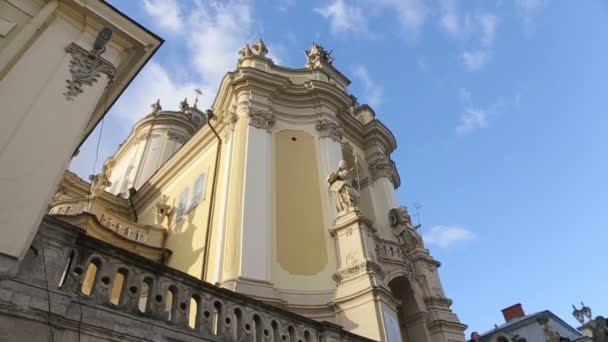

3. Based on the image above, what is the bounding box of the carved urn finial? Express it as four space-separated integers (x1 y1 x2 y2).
251 38 268 57
239 39 269 61
305 42 334 69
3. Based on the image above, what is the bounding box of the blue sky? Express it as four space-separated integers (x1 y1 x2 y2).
72 0 608 335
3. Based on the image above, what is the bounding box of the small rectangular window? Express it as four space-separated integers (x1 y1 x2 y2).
191 173 207 209
176 187 190 219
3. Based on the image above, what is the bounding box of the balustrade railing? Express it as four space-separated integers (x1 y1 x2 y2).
374 238 408 265
1 216 372 342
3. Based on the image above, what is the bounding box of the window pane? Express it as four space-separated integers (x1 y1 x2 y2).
176 187 189 218
191 173 207 207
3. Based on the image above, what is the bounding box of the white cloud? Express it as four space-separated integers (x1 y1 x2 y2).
423 226 476 248
314 0 428 39
515 0 546 31
378 0 429 39
461 49 489 71
143 0 183 31
278 0 296 12
437 1 498 71
110 62 202 124
351 65 383 107
459 87 472 102
186 0 254 89
456 107 488 134
478 14 498 47
438 0 472 38
314 0 368 35
515 0 545 17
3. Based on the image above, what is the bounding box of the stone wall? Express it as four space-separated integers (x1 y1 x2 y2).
0 216 373 342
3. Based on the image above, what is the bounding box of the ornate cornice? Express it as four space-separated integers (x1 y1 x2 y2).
64 42 116 101
248 111 276 132
315 118 343 142
424 296 453 310
368 155 401 188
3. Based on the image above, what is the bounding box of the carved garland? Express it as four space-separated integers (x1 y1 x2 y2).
63 43 116 101
315 118 343 142
248 111 276 132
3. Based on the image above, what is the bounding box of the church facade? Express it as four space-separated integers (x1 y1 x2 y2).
49 40 466 342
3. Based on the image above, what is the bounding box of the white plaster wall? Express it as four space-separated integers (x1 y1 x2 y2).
0 16 114 258
136 135 163 189
239 127 272 281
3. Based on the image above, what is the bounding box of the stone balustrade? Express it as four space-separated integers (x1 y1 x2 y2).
0 216 373 342
374 238 409 265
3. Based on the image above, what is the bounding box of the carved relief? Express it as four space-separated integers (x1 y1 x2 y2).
368 155 400 187
315 118 343 142
248 111 275 132
64 28 116 100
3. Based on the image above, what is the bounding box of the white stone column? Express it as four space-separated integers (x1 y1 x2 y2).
238 111 275 283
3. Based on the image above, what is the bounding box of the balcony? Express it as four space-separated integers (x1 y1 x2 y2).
0 216 373 342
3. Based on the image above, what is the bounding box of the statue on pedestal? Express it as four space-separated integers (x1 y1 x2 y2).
327 160 360 214
388 206 423 251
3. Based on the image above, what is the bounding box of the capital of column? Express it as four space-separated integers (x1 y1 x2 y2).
368 154 401 188
248 110 275 132
315 118 343 142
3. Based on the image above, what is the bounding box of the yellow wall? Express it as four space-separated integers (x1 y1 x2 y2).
275 130 327 275
138 142 218 278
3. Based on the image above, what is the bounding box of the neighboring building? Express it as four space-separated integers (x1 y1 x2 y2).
0 0 162 277
44 39 467 341
474 304 590 342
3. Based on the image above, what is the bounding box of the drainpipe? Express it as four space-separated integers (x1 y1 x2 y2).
201 110 221 281
128 187 138 222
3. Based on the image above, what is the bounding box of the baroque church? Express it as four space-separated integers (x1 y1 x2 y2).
49 39 466 342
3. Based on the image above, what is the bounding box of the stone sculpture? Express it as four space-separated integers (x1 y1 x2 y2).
593 316 608 342
327 160 360 214
151 99 162 115
305 42 334 68
388 206 423 251
89 159 113 196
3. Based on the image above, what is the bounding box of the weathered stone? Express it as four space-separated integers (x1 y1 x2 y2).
0 216 373 342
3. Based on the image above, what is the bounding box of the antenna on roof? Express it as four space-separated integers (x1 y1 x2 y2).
413 202 422 227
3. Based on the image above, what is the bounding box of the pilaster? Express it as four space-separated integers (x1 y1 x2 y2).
236 110 275 285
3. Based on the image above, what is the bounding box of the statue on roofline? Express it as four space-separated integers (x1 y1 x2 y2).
389 206 423 251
